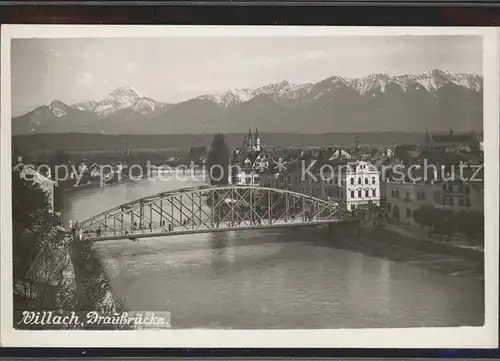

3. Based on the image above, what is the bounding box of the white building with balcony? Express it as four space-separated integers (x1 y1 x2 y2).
323 160 380 211
261 159 381 212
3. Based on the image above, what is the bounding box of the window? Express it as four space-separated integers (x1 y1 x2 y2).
391 190 395 197
350 178 354 185
358 177 362 185
372 189 376 197
358 189 362 198
351 204 356 211
406 208 411 218
365 177 369 184
466 198 471 207
372 177 376 184
387 203 392 212
350 190 355 198
365 190 369 197
395 190 400 199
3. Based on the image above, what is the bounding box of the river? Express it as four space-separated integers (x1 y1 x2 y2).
62 175 484 329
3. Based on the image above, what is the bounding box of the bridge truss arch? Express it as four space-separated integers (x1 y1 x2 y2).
75 185 349 242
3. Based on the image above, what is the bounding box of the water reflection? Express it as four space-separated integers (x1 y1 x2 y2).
210 232 229 273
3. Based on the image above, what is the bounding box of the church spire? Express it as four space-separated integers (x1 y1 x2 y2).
255 128 260 151
245 127 253 151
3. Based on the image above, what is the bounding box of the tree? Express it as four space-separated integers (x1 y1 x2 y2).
12 167 130 329
432 209 456 241
188 146 207 165
207 133 230 185
456 210 484 246
413 206 436 231
12 168 53 279
12 168 77 326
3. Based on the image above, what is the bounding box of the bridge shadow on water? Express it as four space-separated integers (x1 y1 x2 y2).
204 224 357 275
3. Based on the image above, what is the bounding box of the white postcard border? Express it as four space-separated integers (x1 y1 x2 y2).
1 25 498 348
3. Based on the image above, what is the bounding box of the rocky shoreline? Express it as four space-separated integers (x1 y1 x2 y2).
70 240 132 330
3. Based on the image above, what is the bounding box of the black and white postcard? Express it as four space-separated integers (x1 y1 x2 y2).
1 25 498 348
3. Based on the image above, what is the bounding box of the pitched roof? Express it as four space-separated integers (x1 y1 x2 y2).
428 131 478 144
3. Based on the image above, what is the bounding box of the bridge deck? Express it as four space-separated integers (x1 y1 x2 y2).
76 185 356 242
80 218 359 242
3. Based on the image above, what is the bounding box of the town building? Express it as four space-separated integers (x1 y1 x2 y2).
260 159 301 192
440 180 484 212
424 130 481 152
328 148 352 161
262 159 381 212
385 180 442 226
230 128 267 185
323 160 381 211
384 163 484 226
439 165 484 213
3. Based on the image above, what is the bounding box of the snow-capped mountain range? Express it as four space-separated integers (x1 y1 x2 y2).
71 86 167 116
198 81 315 107
12 69 483 135
198 69 482 107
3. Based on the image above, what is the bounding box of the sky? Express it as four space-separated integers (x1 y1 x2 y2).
11 36 482 116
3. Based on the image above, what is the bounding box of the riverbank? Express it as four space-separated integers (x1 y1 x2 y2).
70 240 132 329
330 226 483 281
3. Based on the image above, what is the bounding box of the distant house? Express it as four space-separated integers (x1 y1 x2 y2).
328 148 352 161
424 130 480 152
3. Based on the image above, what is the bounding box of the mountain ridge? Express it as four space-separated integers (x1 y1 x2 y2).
12 69 483 135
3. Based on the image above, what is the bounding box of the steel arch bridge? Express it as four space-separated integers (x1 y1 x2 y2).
74 185 354 242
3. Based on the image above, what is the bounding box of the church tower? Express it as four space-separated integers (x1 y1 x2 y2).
247 127 253 151
254 128 261 151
